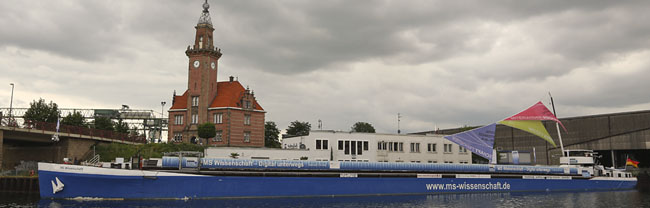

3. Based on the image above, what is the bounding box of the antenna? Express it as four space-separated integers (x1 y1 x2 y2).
397 113 402 134
318 119 322 130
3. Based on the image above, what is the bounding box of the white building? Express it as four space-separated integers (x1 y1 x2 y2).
206 130 472 164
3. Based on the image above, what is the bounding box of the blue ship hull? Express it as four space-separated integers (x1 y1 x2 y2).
38 162 636 199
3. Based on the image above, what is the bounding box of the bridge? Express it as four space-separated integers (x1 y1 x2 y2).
0 106 164 171
0 120 146 170
0 107 168 142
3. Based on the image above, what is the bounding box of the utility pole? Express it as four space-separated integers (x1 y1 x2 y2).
8 83 14 123
160 101 166 143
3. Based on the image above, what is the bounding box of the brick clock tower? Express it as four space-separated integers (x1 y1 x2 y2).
168 0 266 147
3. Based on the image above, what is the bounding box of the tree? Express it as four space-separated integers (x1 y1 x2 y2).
93 117 114 131
114 119 130 134
23 98 60 123
351 122 376 133
264 121 281 148
61 111 86 127
198 122 216 145
286 120 311 136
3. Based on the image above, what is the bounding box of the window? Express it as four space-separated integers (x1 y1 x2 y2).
174 115 184 125
444 144 453 153
214 113 222 124
357 141 363 155
351 141 357 155
410 143 420 153
245 101 251 109
428 160 437 163
191 96 199 107
377 142 382 150
363 141 368 151
338 140 344 150
389 142 394 151
398 142 403 152
244 114 251 125
244 131 251 142
199 37 203 49
316 140 322 150
444 161 453 164
173 133 182 142
191 114 198 124
428 143 437 152
382 142 387 150
459 146 468 153
344 141 350 155
213 131 222 142
323 140 328 150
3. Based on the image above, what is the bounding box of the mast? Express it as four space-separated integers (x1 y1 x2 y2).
549 92 566 157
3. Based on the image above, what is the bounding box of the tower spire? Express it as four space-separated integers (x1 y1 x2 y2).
198 0 212 27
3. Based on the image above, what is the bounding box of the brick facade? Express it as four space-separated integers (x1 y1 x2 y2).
167 3 265 147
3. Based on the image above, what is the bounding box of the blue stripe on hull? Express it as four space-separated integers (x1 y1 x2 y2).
38 170 637 199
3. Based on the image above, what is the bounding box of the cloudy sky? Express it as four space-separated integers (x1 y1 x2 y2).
2 0 650 135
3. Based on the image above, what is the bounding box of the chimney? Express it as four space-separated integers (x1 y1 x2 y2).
229 76 234 82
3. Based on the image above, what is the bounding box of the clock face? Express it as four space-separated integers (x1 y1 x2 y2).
193 60 200 68
211 62 216 69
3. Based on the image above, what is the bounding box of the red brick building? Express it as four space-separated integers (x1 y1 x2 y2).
167 1 265 147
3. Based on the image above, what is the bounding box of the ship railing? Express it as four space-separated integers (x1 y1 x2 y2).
83 154 101 166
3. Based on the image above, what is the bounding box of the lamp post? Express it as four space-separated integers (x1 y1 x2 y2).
160 101 166 143
8 83 14 123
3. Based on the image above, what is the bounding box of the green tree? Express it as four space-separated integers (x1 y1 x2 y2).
61 111 86 127
264 121 281 148
114 119 130 134
93 117 114 131
351 122 376 133
198 122 216 145
286 120 311 136
23 98 60 123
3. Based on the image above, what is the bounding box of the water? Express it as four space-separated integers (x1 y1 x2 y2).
2 191 649 208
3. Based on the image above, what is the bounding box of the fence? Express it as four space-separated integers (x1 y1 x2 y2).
1 119 146 144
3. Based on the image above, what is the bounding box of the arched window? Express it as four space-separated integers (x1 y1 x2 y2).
199 37 203 49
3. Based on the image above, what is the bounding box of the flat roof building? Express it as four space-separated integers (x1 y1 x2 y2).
206 130 472 164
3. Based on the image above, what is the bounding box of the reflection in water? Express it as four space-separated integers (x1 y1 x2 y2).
21 191 650 208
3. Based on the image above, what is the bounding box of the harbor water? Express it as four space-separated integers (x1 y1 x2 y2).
2 190 649 208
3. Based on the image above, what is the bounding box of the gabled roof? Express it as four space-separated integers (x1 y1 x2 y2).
210 81 264 111
170 90 189 110
169 81 264 111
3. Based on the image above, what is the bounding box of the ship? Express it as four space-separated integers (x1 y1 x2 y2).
37 149 636 199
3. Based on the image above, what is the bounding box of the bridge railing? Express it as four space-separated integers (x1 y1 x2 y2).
5 120 146 144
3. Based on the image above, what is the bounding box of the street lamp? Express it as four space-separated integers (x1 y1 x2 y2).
160 101 166 143
9 83 14 123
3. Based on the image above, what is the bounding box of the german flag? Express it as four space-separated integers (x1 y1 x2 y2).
626 158 640 168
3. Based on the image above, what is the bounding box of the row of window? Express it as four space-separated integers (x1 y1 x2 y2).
379 142 468 154
337 140 370 155
172 113 251 125
377 141 404 152
172 131 251 143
